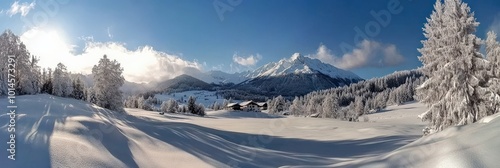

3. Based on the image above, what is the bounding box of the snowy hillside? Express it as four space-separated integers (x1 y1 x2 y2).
246 53 362 80
2 95 498 167
313 113 500 168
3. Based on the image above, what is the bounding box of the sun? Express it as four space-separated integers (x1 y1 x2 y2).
20 27 76 69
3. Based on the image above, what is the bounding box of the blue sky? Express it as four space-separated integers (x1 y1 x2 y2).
1 0 500 82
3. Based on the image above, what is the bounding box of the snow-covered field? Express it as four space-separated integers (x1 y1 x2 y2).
0 95 498 168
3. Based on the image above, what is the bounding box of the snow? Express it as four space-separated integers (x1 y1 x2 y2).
246 53 362 80
1 95 498 167
479 112 500 123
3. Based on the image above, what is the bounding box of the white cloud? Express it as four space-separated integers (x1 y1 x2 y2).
21 28 202 83
310 40 404 69
5 1 36 17
232 53 262 66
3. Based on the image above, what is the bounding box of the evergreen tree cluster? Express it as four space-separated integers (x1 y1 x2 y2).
0 30 125 112
287 70 424 121
0 30 41 95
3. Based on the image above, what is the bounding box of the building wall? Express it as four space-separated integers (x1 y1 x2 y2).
244 105 260 112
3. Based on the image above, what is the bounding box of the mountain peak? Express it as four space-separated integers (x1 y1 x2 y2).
246 53 362 80
290 53 304 61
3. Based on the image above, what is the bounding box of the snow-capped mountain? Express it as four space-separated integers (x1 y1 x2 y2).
153 53 362 97
234 53 363 96
245 53 362 80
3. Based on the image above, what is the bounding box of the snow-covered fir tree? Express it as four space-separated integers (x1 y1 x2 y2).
354 97 365 117
86 87 96 103
212 101 222 111
160 100 169 113
269 95 286 114
487 31 500 76
41 68 54 94
321 95 338 118
417 0 499 134
0 30 40 95
188 96 196 114
52 63 73 97
485 31 500 115
92 55 125 111
289 97 304 116
167 99 179 113
222 99 230 109
71 77 85 100
195 103 206 116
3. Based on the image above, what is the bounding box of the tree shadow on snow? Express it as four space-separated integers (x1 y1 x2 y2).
0 95 93 168
120 114 420 168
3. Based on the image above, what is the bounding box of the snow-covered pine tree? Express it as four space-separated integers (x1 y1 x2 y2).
160 101 169 113
269 95 285 114
71 77 85 100
86 87 96 104
29 55 41 94
290 96 304 116
321 95 338 118
222 99 230 109
0 30 41 95
485 31 500 115
188 96 196 114
167 99 178 113
196 103 206 116
486 31 500 78
213 101 221 111
52 63 73 97
92 55 125 111
418 0 493 134
137 96 146 109
354 97 365 117
42 68 54 94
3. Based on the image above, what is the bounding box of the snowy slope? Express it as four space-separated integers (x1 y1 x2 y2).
246 53 362 80
322 112 500 168
2 95 497 168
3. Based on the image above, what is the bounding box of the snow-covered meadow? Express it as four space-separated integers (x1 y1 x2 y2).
2 94 497 167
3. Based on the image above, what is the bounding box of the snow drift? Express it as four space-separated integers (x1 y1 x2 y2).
313 113 500 168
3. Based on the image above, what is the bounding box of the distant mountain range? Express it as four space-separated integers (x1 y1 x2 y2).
152 53 363 97
75 53 362 97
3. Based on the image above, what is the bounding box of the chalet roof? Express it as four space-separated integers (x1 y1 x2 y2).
257 102 267 107
227 103 240 107
240 101 258 106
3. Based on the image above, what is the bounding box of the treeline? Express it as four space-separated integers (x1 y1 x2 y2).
0 30 126 112
267 70 425 121
216 89 269 102
123 94 206 116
